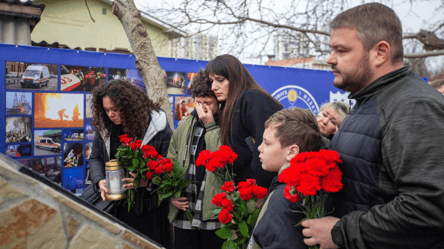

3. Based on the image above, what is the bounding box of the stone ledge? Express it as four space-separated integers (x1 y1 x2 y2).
66 214 80 241
45 188 122 235
69 225 117 249
0 176 27 206
122 230 162 249
0 199 60 248
26 212 66 248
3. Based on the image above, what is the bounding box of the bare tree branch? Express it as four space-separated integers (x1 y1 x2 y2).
405 49 444 58
144 0 444 78
85 0 95 23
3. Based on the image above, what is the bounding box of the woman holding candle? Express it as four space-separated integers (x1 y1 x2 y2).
205 54 282 189
89 79 172 247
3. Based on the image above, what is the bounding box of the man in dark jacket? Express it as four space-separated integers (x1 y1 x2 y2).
301 3 444 249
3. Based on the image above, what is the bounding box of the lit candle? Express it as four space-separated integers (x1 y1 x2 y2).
109 177 120 194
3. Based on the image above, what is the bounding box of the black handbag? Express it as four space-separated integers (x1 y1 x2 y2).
80 184 115 213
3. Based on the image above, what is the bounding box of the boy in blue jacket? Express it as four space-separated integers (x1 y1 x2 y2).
248 108 324 249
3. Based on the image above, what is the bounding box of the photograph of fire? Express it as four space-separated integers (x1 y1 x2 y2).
34 93 84 128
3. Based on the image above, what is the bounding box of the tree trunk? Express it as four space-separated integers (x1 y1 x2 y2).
112 0 173 130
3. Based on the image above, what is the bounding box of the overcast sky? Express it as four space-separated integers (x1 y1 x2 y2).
134 0 443 64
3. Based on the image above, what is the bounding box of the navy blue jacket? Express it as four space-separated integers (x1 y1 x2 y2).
251 176 307 249
326 67 444 249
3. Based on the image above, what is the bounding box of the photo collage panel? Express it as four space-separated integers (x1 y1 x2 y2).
3 60 199 190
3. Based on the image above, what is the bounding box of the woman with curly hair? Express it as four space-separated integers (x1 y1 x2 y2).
89 79 172 247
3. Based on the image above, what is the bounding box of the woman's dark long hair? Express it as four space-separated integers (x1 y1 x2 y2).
91 79 160 140
205 54 282 145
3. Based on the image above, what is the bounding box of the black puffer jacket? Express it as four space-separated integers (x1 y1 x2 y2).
326 67 444 249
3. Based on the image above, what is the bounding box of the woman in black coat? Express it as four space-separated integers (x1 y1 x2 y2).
89 79 172 247
205 54 283 189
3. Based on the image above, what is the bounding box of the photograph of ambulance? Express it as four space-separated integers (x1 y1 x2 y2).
6 62 58 91
34 129 62 155
20 64 50 88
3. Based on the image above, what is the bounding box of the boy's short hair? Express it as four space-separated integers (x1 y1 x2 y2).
190 69 216 98
265 108 321 152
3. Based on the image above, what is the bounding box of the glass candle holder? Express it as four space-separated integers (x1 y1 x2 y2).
105 159 125 201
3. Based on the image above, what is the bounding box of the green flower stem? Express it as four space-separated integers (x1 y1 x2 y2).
303 191 327 249
185 209 195 231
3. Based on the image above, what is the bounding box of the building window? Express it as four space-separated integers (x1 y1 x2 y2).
102 8 106 14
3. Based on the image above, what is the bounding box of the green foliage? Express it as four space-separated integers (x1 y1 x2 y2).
238 221 249 237
246 209 260 227
222 240 240 249
215 192 263 249
154 159 190 204
215 227 232 239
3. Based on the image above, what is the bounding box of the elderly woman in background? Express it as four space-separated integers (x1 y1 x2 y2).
317 101 350 140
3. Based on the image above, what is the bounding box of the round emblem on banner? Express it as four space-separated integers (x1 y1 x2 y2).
272 85 319 114
288 90 298 105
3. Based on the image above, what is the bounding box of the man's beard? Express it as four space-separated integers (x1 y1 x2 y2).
333 52 373 93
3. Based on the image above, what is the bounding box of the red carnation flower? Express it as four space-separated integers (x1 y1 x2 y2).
146 170 154 180
130 140 142 151
218 208 233 224
196 150 211 166
239 187 253 201
284 185 301 202
162 161 174 172
221 198 234 212
154 166 163 175
237 181 252 189
143 151 158 159
291 152 308 163
253 186 268 199
319 150 342 163
296 174 321 196
211 192 227 206
159 157 172 165
119 134 128 141
120 135 133 146
147 160 159 170
247 179 257 186
278 166 303 186
220 146 238 165
320 166 343 193
221 181 235 193
306 158 329 176
142 145 158 159
141 144 152 153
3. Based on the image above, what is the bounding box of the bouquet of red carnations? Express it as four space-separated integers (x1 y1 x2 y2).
196 146 267 249
147 154 193 224
116 134 190 213
278 149 343 249
195 145 237 184
212 179 267 249
116 134 159 211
